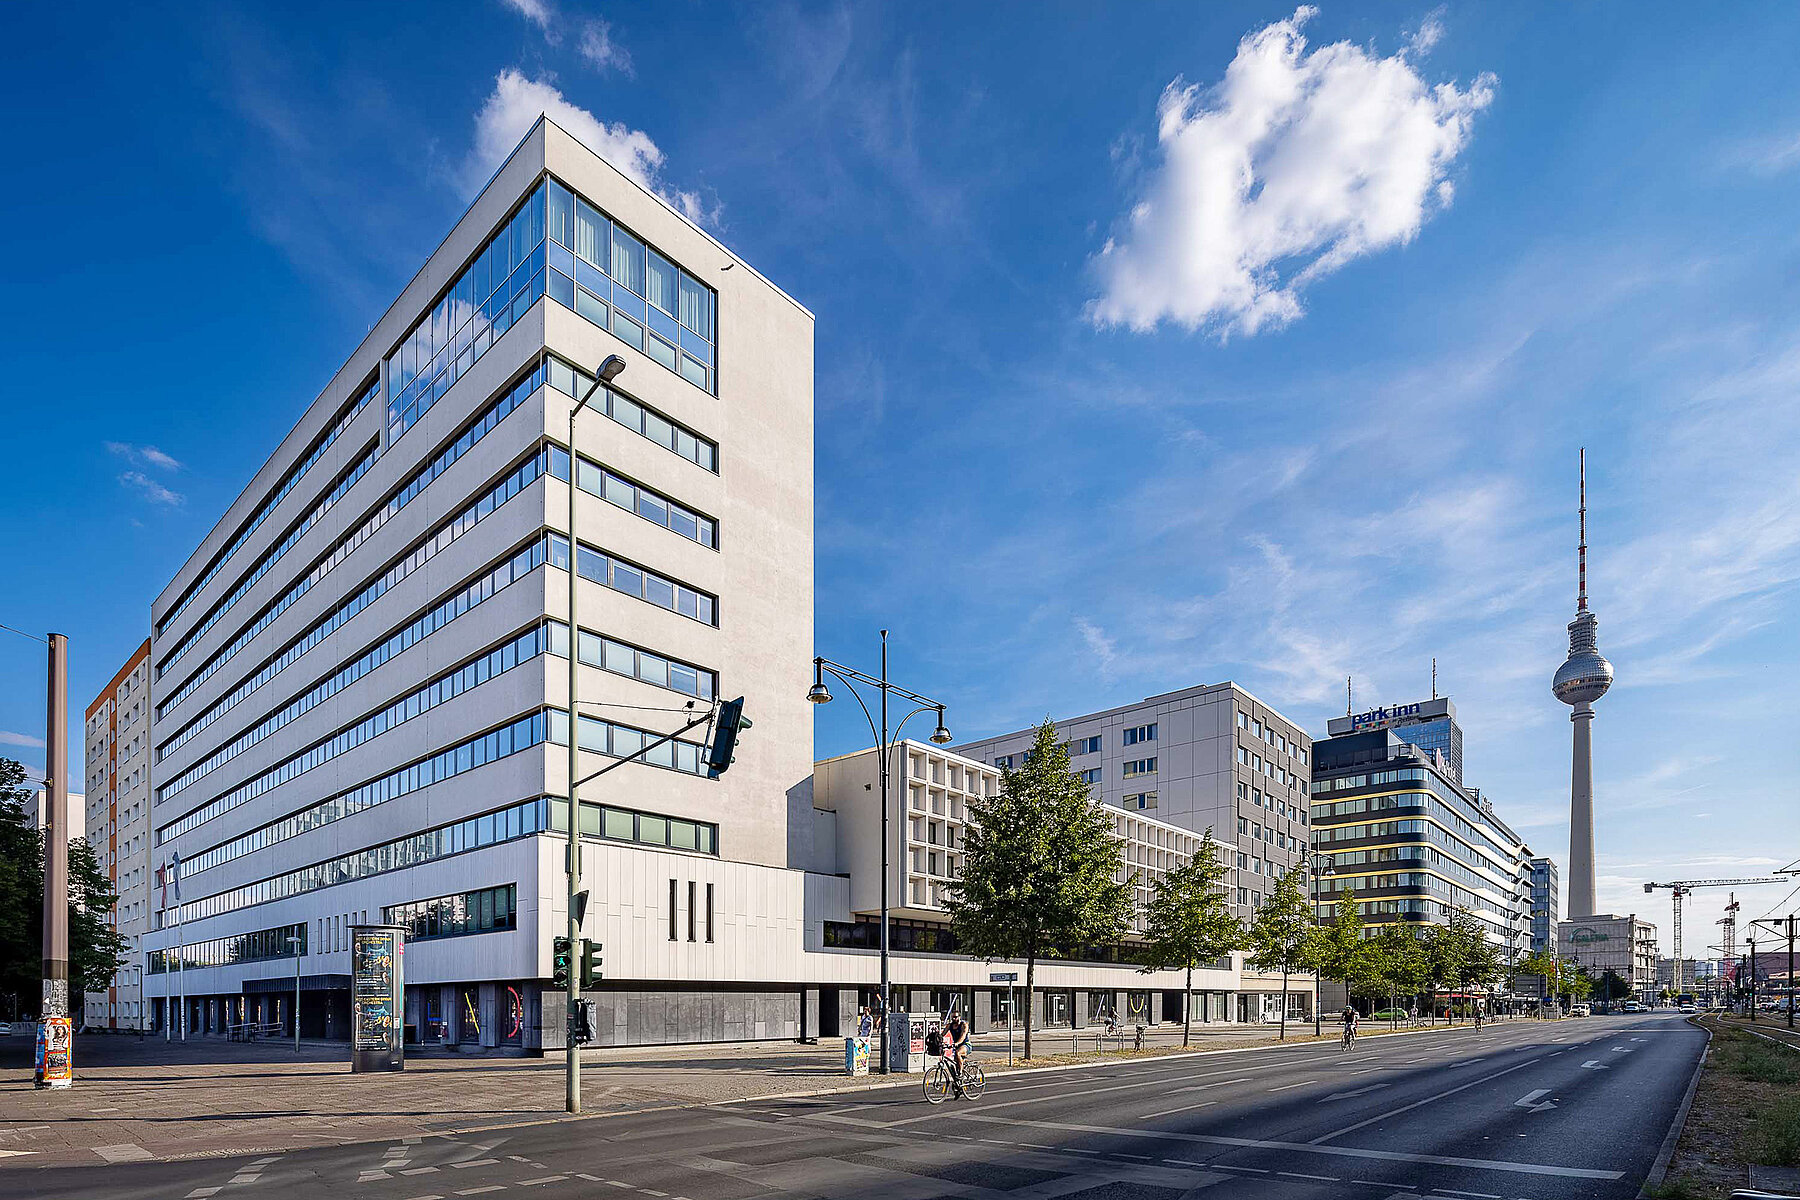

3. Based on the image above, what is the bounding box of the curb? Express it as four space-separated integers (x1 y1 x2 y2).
1637 1016 1713 1199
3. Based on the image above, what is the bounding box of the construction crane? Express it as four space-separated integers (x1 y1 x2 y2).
1645 871 1796 996
1718 894 1740 963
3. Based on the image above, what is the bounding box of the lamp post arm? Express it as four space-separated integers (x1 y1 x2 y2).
889 703 944 750
817 662 883 750
815 657 944 713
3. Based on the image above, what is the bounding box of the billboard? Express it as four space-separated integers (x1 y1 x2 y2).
350 925 405 1073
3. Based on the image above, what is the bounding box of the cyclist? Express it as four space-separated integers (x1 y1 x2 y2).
944 1007 972 1096
1340 1004 1358 1049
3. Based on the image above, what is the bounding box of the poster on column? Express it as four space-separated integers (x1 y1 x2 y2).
350 925 405 1072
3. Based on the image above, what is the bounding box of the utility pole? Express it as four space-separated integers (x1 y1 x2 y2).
38 633 71 1089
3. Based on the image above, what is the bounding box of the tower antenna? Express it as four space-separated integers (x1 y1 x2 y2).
1431 657 1438 700
1346 676 1352 717
1577 448 1588 613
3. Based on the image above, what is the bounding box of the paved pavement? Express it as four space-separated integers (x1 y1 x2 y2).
0 1011 1704 1199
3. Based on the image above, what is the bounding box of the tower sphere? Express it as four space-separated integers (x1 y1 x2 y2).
1554 611 1612 705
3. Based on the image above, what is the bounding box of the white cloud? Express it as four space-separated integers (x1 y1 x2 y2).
579 20 633 74
464 70 708 224
105 442 183 472
0 730 45 749
1089 6 1494 337
499 0 555 35
120 470 184 507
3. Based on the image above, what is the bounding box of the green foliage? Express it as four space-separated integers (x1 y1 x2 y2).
0 758 127 1019
1371 923 1429 999
946 720 1133 1057
1244 867 1313 1038
1598 969 1633 1001
1749 1096 1800 1168
1308 890 1372 994
1137 829 1242 1046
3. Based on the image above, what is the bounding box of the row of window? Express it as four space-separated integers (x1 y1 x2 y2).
1236 709 1306 763
148 922 307 975
164 796 554 926
1314 787 1518 872
1312 767 1428 795
576 801 718 856
159 531 549 776
159 439 379 678
161 624 551 840
666 879 716 943
574 454 716 549
566 625 715 700
175 706 555 873
158 365 550 726
387 885 517 944
1238 781 1308 825
159 380 376 638
544 356 717 473
160 442 554 722
1236 744 1302 789
569 709 712 777
565 534 717 626
1122 757 1157 778
1123 791 1158 811
1069 736 1102 756
1123 723 1157 746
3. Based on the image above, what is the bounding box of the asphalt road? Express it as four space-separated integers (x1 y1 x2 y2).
5 1012 1706 1200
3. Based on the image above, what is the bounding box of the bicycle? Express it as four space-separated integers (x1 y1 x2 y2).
1341 1022 1357 1050
924 1055 987 1103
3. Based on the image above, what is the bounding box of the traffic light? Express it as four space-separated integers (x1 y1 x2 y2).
580 939 604 989
569 1000 594 1045
552 936 573 989
706 697 752 778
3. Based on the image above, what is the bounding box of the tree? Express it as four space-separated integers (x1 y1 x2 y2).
0 758 126 1021
1306 889 1369 1035
945 721 1134 1059
1598 969 1632 1002
1138 828 1243 1046
1375 924 1431 1026
1516 948 1561 1015
1244 867 1313 1040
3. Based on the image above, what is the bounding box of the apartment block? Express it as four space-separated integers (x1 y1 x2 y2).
82 639 152 1031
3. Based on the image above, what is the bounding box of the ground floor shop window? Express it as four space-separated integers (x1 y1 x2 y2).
500 985 526 1045
460 985 481 1043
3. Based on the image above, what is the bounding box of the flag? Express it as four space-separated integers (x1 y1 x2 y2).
169 852 181 902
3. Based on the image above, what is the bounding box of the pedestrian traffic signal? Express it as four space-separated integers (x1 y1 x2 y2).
552 936 573 988
706 697 751 778
580 939 604 989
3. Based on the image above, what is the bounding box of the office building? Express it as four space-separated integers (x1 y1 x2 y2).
82 639 153 1030
954 684 1314 925
1308 715 1530 956
1326 696 1463 784
1529 856 1559 957
143 117 815 1048
1558 914 1658 1002
809 740 1259 1028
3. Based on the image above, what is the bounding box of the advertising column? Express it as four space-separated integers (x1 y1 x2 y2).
350 925 405 1073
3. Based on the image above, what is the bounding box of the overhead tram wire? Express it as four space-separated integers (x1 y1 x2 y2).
0 621 48 643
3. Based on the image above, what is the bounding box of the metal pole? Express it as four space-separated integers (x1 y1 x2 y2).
1749 935 1757 1021
294 940 302 1053
1788 916 1795 1031
40 633 70 1087
1008 985 1014 1066
566 390 585 1114
878 630 890 1074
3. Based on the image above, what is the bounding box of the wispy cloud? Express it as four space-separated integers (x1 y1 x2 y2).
498 0 555 37
1089 6 1494 337
463 70 710 223
105 442 183 472
119 470 184 507
0 730 45 749
579 20 632 74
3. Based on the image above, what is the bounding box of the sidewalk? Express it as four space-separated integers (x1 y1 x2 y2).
0 1015 1514 1168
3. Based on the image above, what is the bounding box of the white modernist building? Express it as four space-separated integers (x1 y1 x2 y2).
82 639 152 1031
1558 913 1659 1003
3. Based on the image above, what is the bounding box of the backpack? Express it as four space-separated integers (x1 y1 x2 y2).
925 1029 944 1056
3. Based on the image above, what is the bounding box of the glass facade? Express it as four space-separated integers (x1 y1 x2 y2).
387 885 517 943
386 177 717 440
149 922 306 974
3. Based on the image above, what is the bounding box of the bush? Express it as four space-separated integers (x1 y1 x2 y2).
1715 1034 1800 1088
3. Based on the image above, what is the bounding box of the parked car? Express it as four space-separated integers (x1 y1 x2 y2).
1369 1009 1409 1022
1569 1004 1591 1017
0 1022 11 1036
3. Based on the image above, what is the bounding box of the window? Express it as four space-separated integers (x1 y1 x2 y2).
994 755 1015 769
669 879 678 941
1124 791 1158 811
573 456 717 548
386 885 516 943
570 538 716 626
706 882 715 943
1071 735 1102 755
1238 817 1249 835
688 880 697 943
1122 757 1157 778
572 628 715 699
1080 768 1103 785
545 357 717 472
1237 711 1249 729
1123 723 1157 746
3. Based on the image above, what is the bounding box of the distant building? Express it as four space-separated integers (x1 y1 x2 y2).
1559 914 1657 1001
1656 957 1700 992
1529 857 1560 956
1325 696 1463 784
23 788 86 843
83 639 153 1031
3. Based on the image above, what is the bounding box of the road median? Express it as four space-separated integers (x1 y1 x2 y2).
1645 1015 1800 1199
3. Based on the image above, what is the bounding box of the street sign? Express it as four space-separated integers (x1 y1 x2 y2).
989 972 1019 982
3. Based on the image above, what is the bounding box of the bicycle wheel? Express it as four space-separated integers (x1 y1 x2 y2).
924 1063 952 1104
961 1062 986 1100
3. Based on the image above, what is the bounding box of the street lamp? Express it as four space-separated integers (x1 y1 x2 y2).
808 631 951 1073
285 935 302 1054
1308 853 1336 1038
565 353 627 1115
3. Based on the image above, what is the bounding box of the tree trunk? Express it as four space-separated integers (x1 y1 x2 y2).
1278 964 1289 1040
1390 982 1397 1029
1024 955 1036 1060
1184 965 1193 1047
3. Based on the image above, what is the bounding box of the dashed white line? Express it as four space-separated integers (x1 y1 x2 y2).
1268 1079 1319 1092
1281 1171 1340 1182
1139 1100 1217 1120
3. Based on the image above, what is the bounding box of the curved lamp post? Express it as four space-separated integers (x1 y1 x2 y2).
808 630 951 1073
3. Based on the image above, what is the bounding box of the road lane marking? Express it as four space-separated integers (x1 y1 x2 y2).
1173 1077 1250 1093
1579 1060 1610 1070
952 1112 1625 1180
515 1179 567 1188
1433 1190 1500 1198
1268 1079 1319 1092
1513 1090 1556 1113
1309 1057 1545 1144
1319 1084 1391 1102
452 1159 500 1169
1281 1171 1339 1181
1139 1100 1217 1119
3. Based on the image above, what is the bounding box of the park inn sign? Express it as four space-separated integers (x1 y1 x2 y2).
1349 703 1424 731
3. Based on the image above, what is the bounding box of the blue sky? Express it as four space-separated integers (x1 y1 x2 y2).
3 2 1797 948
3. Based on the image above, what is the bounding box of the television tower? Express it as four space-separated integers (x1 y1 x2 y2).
1553 449 1613 919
